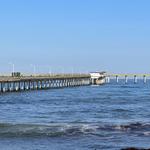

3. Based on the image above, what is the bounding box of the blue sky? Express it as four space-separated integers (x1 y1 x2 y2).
0 0 150 74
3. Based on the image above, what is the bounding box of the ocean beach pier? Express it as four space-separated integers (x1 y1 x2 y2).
0 72 149 93
0 71 107 93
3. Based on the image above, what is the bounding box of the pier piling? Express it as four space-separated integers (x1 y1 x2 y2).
116 75 119 83
134 75 137 84
143 75 147 84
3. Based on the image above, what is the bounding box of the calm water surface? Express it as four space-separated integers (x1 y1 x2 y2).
0 79 150 150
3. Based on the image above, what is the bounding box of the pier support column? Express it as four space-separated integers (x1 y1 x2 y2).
9 82 13 92
7 82 10 92
43 81 46 89
51 80 54 88
143 75 147 84
116 75 119 83
0 82 2 92
134 75 137 84
60 80 62 88
49 80 52 88
13 82 17 91
1 82 5 92
13 82 16 91
105 77 110 83
33 81 35 89
26 81 29 90
3 82 6 92
28 81 31 90
36 81 39 89
73 79 75 86
40 81 43 89
29 81 32 90
125 75 128 84
59 80 61 88
63 80 65 87
56 80 59 88
48 80 50 88
18 82 21 91
23 81 26 90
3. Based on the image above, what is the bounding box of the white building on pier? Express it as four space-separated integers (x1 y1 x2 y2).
90 72 106 85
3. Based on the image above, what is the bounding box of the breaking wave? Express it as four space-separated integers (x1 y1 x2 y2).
0 122 150 137
0 123 99 137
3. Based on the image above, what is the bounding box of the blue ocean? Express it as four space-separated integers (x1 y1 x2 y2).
0 79 150 150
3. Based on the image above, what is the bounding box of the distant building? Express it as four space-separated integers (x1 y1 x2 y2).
90 72 106 85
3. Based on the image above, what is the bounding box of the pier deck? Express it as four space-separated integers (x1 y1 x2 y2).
0 74 90 82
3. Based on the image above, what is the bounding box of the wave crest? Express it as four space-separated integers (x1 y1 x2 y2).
0 123 99 137
0 122 150 137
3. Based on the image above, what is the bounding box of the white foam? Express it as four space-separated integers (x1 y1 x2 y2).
143 131 150 136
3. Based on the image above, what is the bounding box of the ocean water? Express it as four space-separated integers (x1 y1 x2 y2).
0 79 150 150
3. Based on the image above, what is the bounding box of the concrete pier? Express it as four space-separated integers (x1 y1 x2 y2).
0 74 91 93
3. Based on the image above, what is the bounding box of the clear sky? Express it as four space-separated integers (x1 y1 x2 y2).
0 0 150 74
